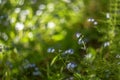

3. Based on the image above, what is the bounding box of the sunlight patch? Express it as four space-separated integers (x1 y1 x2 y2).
15 22 24 31
47 22 55 29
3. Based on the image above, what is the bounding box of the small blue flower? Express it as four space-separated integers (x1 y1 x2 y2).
47 48 55 53
67 62 77 70
64 49 74 55
33 71 41 76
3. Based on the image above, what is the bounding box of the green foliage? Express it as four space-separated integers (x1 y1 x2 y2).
0 0 120 80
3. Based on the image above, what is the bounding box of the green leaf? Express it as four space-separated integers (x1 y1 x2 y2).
50 55 59 66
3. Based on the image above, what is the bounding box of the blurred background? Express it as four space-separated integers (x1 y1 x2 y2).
0 0 119 80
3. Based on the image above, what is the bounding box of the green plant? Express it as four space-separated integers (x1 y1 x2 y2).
0 0 120 80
